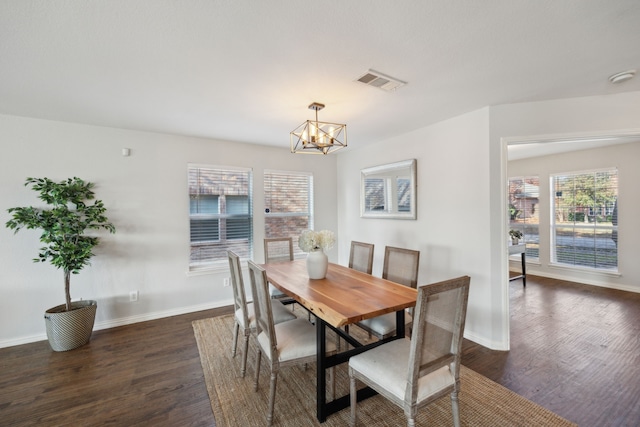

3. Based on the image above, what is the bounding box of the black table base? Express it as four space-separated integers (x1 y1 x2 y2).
315 310 405 422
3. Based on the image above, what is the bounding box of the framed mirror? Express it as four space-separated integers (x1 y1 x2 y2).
360 159 416 219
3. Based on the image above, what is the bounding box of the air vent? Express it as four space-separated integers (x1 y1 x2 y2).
356 69 406 92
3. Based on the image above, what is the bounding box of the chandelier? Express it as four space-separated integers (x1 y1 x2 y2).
290 102 347 155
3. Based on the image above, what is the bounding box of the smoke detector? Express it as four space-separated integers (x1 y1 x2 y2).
356 69 407 92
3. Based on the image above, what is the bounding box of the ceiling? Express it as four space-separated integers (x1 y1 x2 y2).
1 1 639 152
507 134 640 160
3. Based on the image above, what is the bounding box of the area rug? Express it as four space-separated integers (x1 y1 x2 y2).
193 315 576 426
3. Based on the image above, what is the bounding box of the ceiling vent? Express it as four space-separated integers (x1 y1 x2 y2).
356 69 407 92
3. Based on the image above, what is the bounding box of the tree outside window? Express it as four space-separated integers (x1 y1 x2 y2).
551 168 618 270
508 176 540 260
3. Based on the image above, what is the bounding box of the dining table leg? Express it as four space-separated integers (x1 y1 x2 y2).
316 317 327 422
314 311 406 422
396 309 405 338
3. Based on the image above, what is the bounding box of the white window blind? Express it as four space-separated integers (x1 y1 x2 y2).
264 170 313 257
188 164 253 268
551 168 618 271
508 176 540 261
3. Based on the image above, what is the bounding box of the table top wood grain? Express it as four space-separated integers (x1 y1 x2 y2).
261 260 418 328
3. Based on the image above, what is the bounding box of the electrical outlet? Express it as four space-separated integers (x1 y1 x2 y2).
129 290 139 302
223 277 230 287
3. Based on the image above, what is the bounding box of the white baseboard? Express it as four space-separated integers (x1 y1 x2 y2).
0 298 233 349
464 329 509 352
527 269 639 294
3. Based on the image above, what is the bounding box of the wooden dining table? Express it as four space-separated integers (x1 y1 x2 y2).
260 259 418 422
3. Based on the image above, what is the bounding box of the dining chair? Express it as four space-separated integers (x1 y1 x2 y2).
349 241 374 274
343 241 375 340
349 275 471 427
356 246 420 339
247 260 336 426
264 237 296 303
228 251 296 377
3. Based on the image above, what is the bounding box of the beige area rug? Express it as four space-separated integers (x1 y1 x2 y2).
193 315 576 427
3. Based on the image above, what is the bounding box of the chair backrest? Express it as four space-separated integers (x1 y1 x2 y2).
228 250 249 326
382 246 420 288
247 260 278 362
406 276 471 403
349 241 374 274
264 237 294 263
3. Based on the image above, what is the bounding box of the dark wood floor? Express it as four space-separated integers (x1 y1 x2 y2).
463 275 640 427
1 275 639 426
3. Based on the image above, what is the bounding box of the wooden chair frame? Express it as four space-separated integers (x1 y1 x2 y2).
349 276 471 427
228 250 295 377
264 237 297 305
264 237 294 263
357 246 420 339
348 241 375 274
248 260 335 426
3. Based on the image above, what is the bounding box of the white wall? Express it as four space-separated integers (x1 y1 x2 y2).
338 90 640 351
0 114 338 347
3 91 638 350
508 141 640 291
337 108 498 348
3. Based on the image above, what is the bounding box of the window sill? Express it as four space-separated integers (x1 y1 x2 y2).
548 262 621 277
187 263 229 276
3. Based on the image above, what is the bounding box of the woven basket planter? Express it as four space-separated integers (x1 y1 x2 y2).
44 300 97 352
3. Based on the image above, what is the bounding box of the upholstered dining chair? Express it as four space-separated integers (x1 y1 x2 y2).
356 246 420 339
264 237 296 303
349 241 375 274
343 241 375 341
349 276 471 427
228 251 296 377
247 260 336 426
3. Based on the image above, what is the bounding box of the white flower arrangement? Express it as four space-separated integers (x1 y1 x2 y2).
298 229 335 252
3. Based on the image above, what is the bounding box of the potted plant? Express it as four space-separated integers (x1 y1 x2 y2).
5 177 115 351
509 229 523 245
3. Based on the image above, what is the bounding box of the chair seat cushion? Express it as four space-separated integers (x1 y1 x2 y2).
236 300 296 329
257 319 336 362
349 339 454 402
358 311 413 336
269 284 286 297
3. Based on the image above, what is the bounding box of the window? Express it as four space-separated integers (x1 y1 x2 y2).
551 168 618 271
508 176 540 261
264 170 313 257
188 164 252 269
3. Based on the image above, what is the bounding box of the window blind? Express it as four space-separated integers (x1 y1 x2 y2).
264 170 313 257
551 168 618 271
508 176 540 261
188 165 253 268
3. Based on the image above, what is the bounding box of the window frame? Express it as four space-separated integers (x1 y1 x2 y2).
550 167 618 272
264 169 314 258
508 176 540 262
188 164 253 271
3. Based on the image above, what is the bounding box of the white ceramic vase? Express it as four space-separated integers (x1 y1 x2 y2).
306 249 328 279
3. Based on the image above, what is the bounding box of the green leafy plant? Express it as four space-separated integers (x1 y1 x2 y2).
509 204 520 220
509 229 523 240
6 177 115 311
